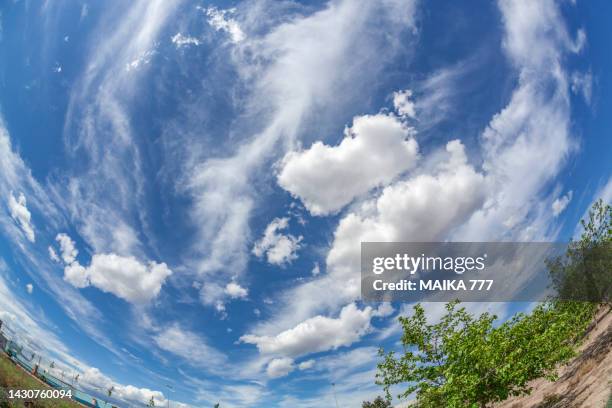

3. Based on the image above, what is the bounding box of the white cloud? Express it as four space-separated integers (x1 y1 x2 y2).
324 139 485 297
202 6 245 43
241 303 389 358
252 217 302 266
125 49 156 72
311 263 320 276
455 0 579 241
552 190 573 216
278 113 418 215
571 70 593 104
298 359 314 370
266 357 294 378
73 366 181 408
171 32 201 48
56 233 78 264
61 247 172 304
393 89 416 118
63 261 89 288
59 0 183 262
224 282 248 299
153 324 227 369
48 246 60 263
8 192 35 242
25 283 33 294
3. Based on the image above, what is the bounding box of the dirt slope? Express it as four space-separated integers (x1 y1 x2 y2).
496 307 612 408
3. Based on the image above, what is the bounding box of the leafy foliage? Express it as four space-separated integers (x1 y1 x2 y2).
375 201 610 407
362 396 392 408
547 199 611 303
376 300 594 407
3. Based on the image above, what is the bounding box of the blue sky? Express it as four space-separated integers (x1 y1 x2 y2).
0 0 610 407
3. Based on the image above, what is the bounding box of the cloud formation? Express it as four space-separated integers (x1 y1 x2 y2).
55 233 172 304
252 217 302 266
266 357 294 378
171 33 201 48
278 113 418 215
8 192 35 242
225 282 248 299
153 324 227 370
202 6 245 43
552 191 573 217
241 303 390 358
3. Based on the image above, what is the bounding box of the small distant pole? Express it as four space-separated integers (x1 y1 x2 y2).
165 384 174 408
331 382 339 408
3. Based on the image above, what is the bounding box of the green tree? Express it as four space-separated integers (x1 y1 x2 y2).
375 201 610 407
362 396 392 407
377 300 594 408
547 199 611 304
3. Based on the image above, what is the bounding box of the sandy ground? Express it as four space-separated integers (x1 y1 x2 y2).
496 307 612 408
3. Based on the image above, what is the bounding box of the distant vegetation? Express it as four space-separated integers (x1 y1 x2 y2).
362 396 391 407
374 200 610 408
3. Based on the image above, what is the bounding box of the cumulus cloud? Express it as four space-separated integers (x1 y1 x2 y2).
252 218 302 266
327 140 485 286
266 357 294 378
224 282 248 299
66 253 171 303
8 192 35 242
552 191 573 216
249 140 485 340
76 366 170 408
393 89 416 118
63 261 89 288
201 6 245 43
278 113 418 215
241 303 389 358
54 233 171 303
56 233 78 264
